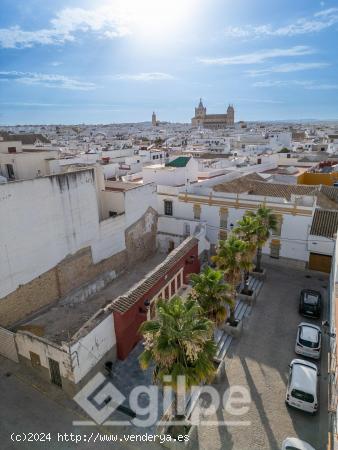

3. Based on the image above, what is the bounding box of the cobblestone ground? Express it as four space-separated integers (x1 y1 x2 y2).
196 264 329 450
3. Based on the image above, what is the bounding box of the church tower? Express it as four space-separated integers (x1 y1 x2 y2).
195 98 207 119
226 105 234 125
152 111 157 126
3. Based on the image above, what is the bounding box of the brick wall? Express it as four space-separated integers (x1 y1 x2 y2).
0 208 158 328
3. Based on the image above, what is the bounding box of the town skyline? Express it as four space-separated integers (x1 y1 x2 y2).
1 0 338 124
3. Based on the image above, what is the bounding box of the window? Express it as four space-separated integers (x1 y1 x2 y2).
164 200 173 216
291 389 314 404
177 273 182 289
193 204 201 220
168 240 175 253
171 279 176 295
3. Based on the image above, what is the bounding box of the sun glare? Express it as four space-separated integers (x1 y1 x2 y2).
116 0 196 41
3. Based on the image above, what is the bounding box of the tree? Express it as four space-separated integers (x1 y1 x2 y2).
189 266 232 326
278 147 290 153
139 296 216 418
247 205 278 273
233 215 258 293
211 236 249 325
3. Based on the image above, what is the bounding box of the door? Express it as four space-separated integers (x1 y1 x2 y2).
6 164 15 180
309 253 332 273
48 358 62 388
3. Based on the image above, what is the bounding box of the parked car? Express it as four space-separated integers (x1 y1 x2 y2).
282 437 316 450
286 359 319 413
299 289 322 319
295 323 321 360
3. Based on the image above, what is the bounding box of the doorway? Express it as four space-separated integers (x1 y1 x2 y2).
48 358 62 388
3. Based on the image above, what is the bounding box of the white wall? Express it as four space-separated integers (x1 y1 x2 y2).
16 332 72 380
0 140 22 153
70 314 116 383
124 183 157 227
0 150 58 180
0 170 100 299
308 236 335 256
156 188 313 262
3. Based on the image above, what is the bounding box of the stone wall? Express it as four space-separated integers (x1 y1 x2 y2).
0 207 158 328
125 207 158 263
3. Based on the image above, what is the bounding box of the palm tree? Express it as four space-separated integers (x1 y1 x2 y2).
247 205 278 273
189 266 232 327
139 296 216 419
211 236 249 325
233 215 258 293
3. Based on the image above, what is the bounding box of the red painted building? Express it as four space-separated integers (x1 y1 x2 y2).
111 237 200 360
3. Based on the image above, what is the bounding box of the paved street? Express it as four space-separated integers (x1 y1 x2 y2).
0 264 329 450
197 264 329 450
0 357 162 450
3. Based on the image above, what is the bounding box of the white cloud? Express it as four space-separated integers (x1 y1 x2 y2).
112 72 175 81
198 46 314 65
247 62 329 76
0 71 96 90
253 79 338 90
0 5 130 49
224 8 338 38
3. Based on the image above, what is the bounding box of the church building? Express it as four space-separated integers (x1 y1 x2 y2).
191 99 235 129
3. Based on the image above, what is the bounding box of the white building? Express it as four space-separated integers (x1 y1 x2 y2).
143 156 199 187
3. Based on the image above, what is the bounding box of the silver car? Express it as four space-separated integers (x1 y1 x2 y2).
295 323 321 360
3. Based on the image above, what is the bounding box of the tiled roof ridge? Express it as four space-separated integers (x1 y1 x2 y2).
109 236 198 314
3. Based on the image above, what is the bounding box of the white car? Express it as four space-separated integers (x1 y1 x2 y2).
282 437 316 450
286 359 319 413
295 323 321 360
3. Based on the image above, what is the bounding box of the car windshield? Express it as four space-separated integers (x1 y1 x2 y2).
299 327 320 348
285 447 302 450
291 389 314 403
304 293 319 305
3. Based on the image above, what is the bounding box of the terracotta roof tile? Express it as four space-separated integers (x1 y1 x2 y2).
110 236 198 314
310 209 338 238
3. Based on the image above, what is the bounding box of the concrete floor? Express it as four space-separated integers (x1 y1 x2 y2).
197 264 329 450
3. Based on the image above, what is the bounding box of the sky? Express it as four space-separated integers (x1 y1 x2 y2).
0 0 338 124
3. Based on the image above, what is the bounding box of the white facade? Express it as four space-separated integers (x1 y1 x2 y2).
143 158 199 187
156 185 315 262
0 169 157 299
0 150 59 180
70 314 116 383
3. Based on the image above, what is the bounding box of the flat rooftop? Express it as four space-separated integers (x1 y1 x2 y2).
104 181 143 191
16 252 165 344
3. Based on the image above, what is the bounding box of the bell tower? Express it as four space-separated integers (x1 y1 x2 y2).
195 98 206 119
226 104 234 125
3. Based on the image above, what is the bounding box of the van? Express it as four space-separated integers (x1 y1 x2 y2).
285 359 319 414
